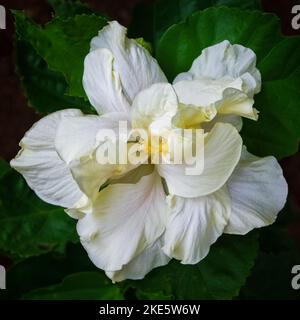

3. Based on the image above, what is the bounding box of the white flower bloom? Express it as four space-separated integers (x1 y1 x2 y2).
11 21 287 282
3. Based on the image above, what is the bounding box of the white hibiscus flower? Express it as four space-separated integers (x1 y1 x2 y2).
10 21 288 282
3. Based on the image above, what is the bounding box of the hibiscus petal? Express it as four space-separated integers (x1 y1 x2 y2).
173 77 257 126
70 153 136 200
83 49 130 114
106 238 170 282
90 21 167 104
157 123 242 198
54 111 134 199
202 114 243 132
76 170 168 271
110 164 154 185
225 148 288 234
131 83 178 131
10 109 85 208
55 112 130 164
216 88 258 120
174 40 261 96
173 78 235 106
163 186 231 264
172 103 217 129
173 77 256 129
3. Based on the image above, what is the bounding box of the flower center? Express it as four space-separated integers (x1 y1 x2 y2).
143 135 169 157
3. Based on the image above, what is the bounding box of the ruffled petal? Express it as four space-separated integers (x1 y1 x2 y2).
173 77 256 129
163 187 231 264
173 78 242 106
216 88 258 120
55 112 130 164
202 114 243 132
172 103 217 129
106 238 170 282
131 83 178 131
225 148 288 234
70 152 136 200
10 109 85 208
157 123 242 198
83 49 130 114
174 40 261 96
54 111 134 200
76 170 168 271
90 21 167 104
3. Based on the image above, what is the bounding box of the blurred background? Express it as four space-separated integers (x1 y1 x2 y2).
0 0 299 247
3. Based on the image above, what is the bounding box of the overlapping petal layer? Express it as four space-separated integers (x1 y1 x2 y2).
225 148 288 234
85 21 167 111
163 186 231 264
10 109 85 208
76 171 167 272
157 123 242 198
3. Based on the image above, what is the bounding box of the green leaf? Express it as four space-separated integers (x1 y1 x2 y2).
13 11 107 98
48 0 95 19
128 232 259 299
258 37 300 81
242 44 300 158
0 243 97 299
157 7 281 80
16 40 94 114
157 7 300 159
0 161 78 258
154 0 261 45
129 0 261 47
23 272 124 300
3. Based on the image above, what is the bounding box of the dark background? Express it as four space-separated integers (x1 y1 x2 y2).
0 0 300 246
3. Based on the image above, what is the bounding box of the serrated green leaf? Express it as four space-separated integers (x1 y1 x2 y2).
23 272 123 300
157 7 300 159
157 8 281 80
16 40 94 114
154 0 262 45
128 232 259 300
0 161 78 258
13 11 107 98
